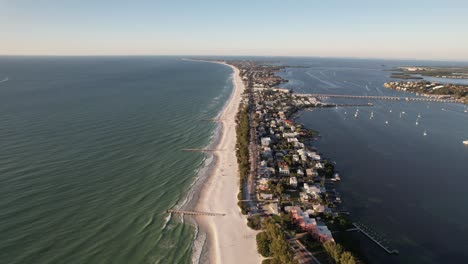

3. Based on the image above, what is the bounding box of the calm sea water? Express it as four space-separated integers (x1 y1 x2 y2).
0 57 233 264
277 58 468 264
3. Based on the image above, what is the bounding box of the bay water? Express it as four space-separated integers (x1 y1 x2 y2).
277 58 468 263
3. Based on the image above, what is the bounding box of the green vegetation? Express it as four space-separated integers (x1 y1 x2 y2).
318 160 335 178
384 80 468 104
323 240 357 264
235 103 250 213
247 215 262 230
255 220 296 264
390 73 423 80
393 66 468 79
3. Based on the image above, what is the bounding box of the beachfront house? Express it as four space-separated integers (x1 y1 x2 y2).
313 223 334 243
306 168 318 177
290 177 298 188
278 162 290 176
261 137 271 147
263 203 280 215
260 193 273 200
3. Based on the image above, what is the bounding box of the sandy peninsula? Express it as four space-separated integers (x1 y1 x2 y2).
195 62 261 264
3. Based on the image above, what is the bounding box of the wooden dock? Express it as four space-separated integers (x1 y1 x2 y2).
350 223 399 255
304 93 458 103
181 149 222 152
200 118 223 122
167 209 226 216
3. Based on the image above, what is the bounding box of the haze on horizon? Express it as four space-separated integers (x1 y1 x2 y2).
1 0 468 61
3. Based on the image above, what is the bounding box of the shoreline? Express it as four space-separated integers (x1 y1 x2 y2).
189 60 261 264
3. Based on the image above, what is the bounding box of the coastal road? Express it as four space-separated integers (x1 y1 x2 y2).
288 238 322 264
276 224 321 264
245 82 258 210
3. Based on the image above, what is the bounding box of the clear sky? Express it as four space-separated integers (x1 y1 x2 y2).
1 0 468 60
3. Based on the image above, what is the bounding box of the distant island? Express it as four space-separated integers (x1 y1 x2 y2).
384 80 468 104
389 66 468 80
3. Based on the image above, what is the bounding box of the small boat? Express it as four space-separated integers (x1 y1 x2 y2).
418 113 421 118
333 173 341 181
415 121 419 125
463 140 468 145
389 110 393 113
423 130 427 136
385 121 389 124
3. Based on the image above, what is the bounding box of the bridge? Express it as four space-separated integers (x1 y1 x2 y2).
303 93 458 103
347 223 399 255
167 209 226 216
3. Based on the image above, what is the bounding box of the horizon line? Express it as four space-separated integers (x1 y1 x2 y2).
1 54 467 63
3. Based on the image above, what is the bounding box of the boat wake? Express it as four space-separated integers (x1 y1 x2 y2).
0 77 9 83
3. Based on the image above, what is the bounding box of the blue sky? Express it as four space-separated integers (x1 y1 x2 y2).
1 0 468 60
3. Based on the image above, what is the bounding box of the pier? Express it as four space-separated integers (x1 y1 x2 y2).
348 223 399 255
167 209 226 216
181 148 222 152
200 118 223 122
304 93 458 103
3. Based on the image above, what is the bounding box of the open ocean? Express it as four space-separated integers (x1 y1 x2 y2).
0 57 233 264
276 57 468 264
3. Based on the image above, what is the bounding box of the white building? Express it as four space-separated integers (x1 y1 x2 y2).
290 177 298 188
261 137 271 147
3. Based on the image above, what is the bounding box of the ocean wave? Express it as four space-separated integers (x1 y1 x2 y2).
161 213 172 231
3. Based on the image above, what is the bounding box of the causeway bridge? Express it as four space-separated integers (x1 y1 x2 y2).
303 93 458 103
167 209 226 216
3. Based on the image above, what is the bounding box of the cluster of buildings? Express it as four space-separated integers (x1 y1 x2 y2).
384 81 467 102
227 60 352 259
249 87 340 243
228 60 287 89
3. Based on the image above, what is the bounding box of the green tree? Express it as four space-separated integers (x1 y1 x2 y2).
340 251 356 264
275 183 284 197
256 232 271 257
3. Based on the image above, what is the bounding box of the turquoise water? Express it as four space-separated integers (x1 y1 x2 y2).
0 57 233 264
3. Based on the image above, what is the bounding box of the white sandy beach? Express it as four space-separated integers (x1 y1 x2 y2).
195 62 262 264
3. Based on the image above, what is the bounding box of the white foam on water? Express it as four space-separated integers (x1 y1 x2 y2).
161 213 171 231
